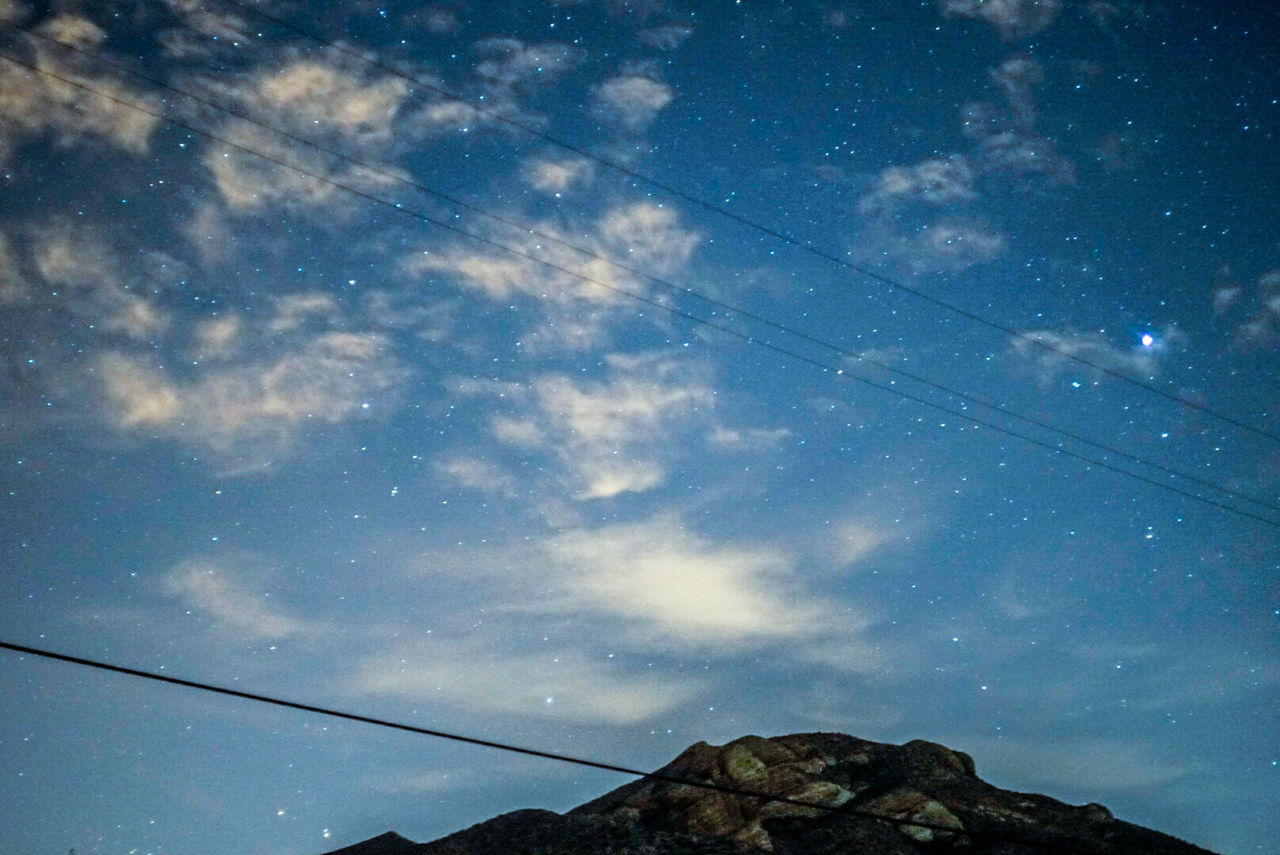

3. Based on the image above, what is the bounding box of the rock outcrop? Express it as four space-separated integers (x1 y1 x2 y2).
320 732 1218 855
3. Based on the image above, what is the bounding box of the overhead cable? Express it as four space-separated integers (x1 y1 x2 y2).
0 46 1275 527
207 0 1280 445
17 24 1279 518
0 638 1127 855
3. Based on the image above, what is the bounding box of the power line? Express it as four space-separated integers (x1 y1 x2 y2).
0 639 1134 855
207 0 1280 445
19 25 1278 518
1 47 1275 528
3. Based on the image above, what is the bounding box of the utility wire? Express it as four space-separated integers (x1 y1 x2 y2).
0 639 1134 855
1 47 1276 529
18 23 1280 519
207 0 1280 445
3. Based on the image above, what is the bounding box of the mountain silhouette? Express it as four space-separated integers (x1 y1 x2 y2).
320 732 1217 855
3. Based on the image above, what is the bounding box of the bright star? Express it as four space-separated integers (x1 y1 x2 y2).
1140 333 1154 347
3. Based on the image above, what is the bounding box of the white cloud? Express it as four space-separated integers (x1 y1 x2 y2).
0 18 161 165
539 516 838 646
0 0 24 26
474 37 585 87
592 72 674 131
872 217 1007 275
1008 326 1181 385
828 519 890 567
413 6 460 35
191 314 242 360
977 132 1075 185
638 22 695 50
255 61 408 140
269 292 340 332
32 223 169 340
857 156 977 217
96 324 405 472
475 351 714 499
405 200 699 350
524 156 595 194
0 231 30 305
434 454 521 498
202 119 408 212
158 0 252 59
955 737 1192 793
939 0 1063 41
706 425 792 451
163 558 317 640
350 638 698 724
1220 268 1280 350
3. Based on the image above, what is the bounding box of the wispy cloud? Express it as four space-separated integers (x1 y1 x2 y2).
1216 267 1280 350
31 221 169 340
523 155 595 195
163 557 320 640
1008 326 1181 386
940 0 1063 42
538 515 840 646
638 22 695 51
0 16 161 165
350 638 700 724
405 200 700 350
591 67 675 132
857 155 977 217
452 351 715 500
954 736 1193 793
94 299 407 473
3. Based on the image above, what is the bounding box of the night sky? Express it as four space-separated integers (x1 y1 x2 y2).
1 1 1277 853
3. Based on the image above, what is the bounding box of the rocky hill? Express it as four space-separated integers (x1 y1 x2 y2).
320 732 1218 855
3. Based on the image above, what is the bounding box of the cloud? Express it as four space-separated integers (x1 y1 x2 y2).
1008 326 1181 385
350 638 699 724
157 0 253 60
706 425 792 451
1217 267 1280 350
976 131 1076 185
592 70 675 132
95 315 406 472
473 37 585 87
857 156 977 217
0 0 24 26
638 22 695 50
404 200 700 350
179 54 414 212
524 156 595 194
30 222 169 340
201 118 408 212
434 454 522 498
955 737 1192 793
251 61 408 142
409 6 462 35
0 231 31 305
827 519 891 568
990 54 1042 131
465 351 715 500
0 17 161 165
939 0 1063 41
537 515 843 647
163 558 318 640
871 217 1008 275
191 314 242 360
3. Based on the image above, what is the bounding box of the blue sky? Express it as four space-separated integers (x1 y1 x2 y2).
1 1 1277 854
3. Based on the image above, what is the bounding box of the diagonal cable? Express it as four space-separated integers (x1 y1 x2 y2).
1 46 1275 528
0 639 1143 855
14 24 1280 518
201 0 1280 445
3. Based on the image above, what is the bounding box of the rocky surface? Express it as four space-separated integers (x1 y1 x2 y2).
319 732 1218 855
